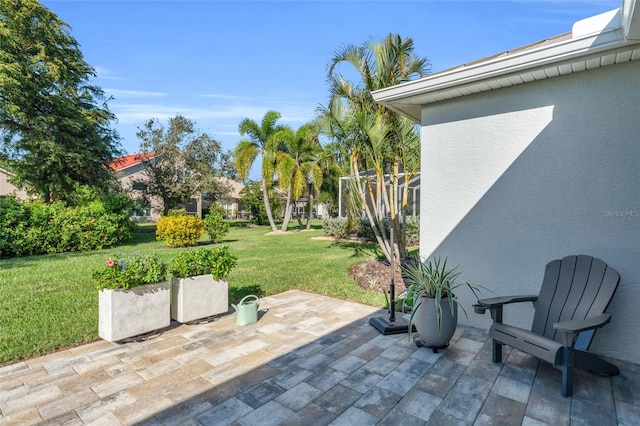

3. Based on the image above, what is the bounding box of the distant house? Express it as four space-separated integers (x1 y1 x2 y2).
110 153 162 221
373 0 640 364
110 153 245 221
216 177 246 219
0 167 28 200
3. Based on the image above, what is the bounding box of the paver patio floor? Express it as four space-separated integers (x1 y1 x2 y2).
1 290 638 425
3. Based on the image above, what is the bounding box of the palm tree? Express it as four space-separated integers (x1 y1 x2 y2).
234 111 284 232
316 98 365 228
272 123 322 232
325 33 430 263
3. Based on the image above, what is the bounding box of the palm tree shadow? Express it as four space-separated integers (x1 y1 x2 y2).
197 239 239 246
330 241 380 258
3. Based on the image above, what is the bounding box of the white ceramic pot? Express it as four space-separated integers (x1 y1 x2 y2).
413 296 458 349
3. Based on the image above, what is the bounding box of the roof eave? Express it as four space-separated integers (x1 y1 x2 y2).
373 6 640 123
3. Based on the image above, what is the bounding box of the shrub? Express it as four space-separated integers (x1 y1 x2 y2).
0 189 136 258
404 216 420 247
169 246 237 279
356 217 378 241
92 252 168 290
156 214 205 247
356 215 420 246
204 204 229 243
167 208 188 217
322 217 349 239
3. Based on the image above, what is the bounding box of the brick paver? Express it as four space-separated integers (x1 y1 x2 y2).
0 290 637 425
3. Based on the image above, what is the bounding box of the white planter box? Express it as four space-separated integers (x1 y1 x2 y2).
171 274 229 323
99 281 170 342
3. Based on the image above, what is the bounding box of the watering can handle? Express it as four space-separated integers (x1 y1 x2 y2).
239 295 259 307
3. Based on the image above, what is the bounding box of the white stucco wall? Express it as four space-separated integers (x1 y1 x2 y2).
419 60 640 364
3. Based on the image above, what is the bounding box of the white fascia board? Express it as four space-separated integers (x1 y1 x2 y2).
372 7 638 122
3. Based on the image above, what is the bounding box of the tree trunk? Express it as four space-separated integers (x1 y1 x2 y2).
262 181 278 232
305 185 314 230
352 159 393 264
280 186 293 232
297 211 303 229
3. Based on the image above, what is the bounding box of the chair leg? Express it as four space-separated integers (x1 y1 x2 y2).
492 339 502 363
561 347 575 397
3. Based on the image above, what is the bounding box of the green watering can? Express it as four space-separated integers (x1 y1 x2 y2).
232 295 259 326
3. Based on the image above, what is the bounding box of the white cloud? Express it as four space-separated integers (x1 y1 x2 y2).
93 66 123 81
199 93 256 101
111 100 316 126
106 89 167 98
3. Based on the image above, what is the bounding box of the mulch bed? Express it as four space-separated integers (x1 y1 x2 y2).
348 259 408 294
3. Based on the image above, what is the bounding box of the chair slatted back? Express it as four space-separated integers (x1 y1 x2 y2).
532 255 620 350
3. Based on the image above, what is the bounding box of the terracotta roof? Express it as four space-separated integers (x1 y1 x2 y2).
109 152 155 171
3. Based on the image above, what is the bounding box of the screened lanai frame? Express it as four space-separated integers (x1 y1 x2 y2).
338 173 420 218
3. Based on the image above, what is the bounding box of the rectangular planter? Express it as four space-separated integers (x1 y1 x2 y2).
171 274 229 323
99 281 171 342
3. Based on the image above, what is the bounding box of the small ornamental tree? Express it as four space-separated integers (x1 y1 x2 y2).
203 204 229 243
239 181 268 225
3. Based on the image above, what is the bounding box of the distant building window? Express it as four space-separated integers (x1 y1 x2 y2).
184 198 198 215
131 207 151 217
132 181 147 191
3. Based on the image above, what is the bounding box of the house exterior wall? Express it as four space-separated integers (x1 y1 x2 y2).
419 60 640 364
117 163 164 221
0 168 28 199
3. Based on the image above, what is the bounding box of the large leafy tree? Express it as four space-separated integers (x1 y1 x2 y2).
234 111 284 233
136 114 232 215
324 33 429 263
0 0 121 203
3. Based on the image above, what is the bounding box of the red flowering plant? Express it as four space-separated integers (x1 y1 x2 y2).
92 252 168 290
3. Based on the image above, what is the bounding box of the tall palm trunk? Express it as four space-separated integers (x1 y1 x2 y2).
305 185 314 229
262 181 278 232
280 186 293 232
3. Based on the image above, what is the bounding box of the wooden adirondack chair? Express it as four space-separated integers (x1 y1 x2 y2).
473 255 620 397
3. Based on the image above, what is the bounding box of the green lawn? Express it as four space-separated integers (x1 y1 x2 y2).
0 221 386 366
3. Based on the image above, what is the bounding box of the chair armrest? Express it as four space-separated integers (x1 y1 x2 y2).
553 313 611 334
473 295 538 314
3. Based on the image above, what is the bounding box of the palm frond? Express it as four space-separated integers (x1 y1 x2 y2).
233 139 259 180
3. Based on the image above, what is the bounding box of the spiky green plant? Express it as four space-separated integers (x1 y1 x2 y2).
402 257 485 333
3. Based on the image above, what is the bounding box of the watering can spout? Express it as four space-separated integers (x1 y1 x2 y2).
234 295 259 326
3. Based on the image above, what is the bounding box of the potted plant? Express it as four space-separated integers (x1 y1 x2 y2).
402 256 483 352
92 252 169 342
169 246 237 323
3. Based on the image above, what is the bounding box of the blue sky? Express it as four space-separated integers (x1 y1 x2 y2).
42 0 621 179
